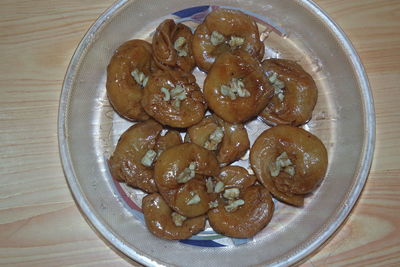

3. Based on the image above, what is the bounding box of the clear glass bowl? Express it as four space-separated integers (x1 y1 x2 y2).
58 0 375 266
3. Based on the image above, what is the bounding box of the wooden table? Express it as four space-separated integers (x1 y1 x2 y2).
0 0 399 266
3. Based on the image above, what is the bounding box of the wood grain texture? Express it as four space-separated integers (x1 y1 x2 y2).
0 0 399 266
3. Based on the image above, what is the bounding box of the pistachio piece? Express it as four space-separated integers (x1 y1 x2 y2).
220 78 250 100
223 188 240 200
131 68 149 88
208 200 219 209
174 36 188 57
186 193 201 205
268 72 286 101
210 31 225 46
270 151 296 177
228 36 245 48
176 162 197 183
224 199 245 212
206 177 214 193
160 84 187 109
160 87 170 101
171 212 187 227
204 127 224 150
141 149 157 167
214 181 225 193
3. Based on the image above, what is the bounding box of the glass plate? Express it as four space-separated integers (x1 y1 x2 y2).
58 0 375 266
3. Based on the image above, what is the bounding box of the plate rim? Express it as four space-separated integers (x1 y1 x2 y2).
57 0 376 266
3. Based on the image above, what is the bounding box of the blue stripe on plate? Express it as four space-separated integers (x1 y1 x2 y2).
180 239 226 247
172 6 209 18
231 237 250 246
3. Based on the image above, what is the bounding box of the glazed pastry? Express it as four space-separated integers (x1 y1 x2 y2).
106 10 329 241
192 8 264 71
154 143 220 217
141 69 207 128
260 59 318 126
214 116 250 164
187 115 250 164
106 40 155 121
152 19 196 73
142 193 206 240
215 166 257 190
154 130 183 156
109 120 162 193
208 185 274 238
250 125 328 206
203 50 273 123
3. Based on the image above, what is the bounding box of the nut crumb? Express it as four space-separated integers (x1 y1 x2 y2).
224 199 245 212
171 212 186 226
210 31 225 46
140 149 157 167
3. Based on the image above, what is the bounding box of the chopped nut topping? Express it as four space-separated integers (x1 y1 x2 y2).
228 36 245 48
284 165 296 176
170 85 186 99
140 149 157 167
174 36 188 57
206 177 214 193
210 32 244 48
172 99 181 109
220 78 250 100
268 72 278 84
171 212 187 226
210 31 225 46
186 193 201 205
171 84 186 109
277 91 285 101
161 87 170 101
223 188 240 200
204 127 224 150
131 69 149 88
268 72 286 101
224 199 245 212
270 152 296 177
208 200 219 209
160 84 187 109
214 181 225 193
176 162 197 183
270 166 279 177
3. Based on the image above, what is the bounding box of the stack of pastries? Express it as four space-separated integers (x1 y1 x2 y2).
106 8 328 240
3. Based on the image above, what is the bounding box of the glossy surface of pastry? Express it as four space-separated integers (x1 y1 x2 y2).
152 19 195 73
192 8 264 71
203 51 273 123
106 39 155 121
250 125 328 206
141 69 207 128
260 59 318 126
